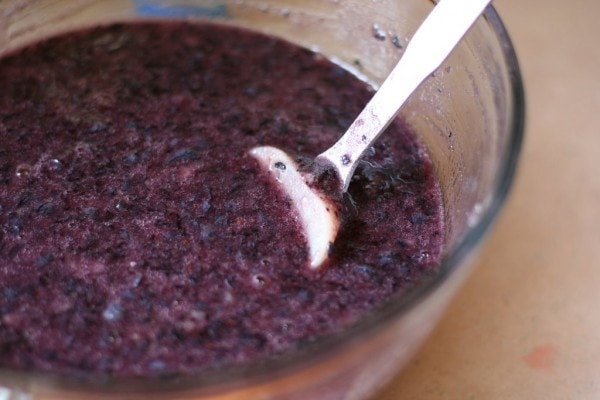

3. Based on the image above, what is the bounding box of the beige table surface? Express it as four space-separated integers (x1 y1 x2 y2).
375 0 600 399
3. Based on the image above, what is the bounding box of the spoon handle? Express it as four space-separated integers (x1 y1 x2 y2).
317 0 492 191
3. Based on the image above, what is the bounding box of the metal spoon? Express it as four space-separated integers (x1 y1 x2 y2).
250 0 491 269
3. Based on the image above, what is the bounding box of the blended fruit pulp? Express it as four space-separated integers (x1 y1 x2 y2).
0 22 444 377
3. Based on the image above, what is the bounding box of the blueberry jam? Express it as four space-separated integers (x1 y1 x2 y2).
0 22 444 377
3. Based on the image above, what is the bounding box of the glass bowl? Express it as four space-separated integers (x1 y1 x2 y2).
0 0 524 399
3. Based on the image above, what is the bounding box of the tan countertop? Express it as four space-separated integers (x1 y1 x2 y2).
376 0 600 398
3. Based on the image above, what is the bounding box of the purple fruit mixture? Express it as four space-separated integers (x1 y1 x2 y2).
0 22 444 377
